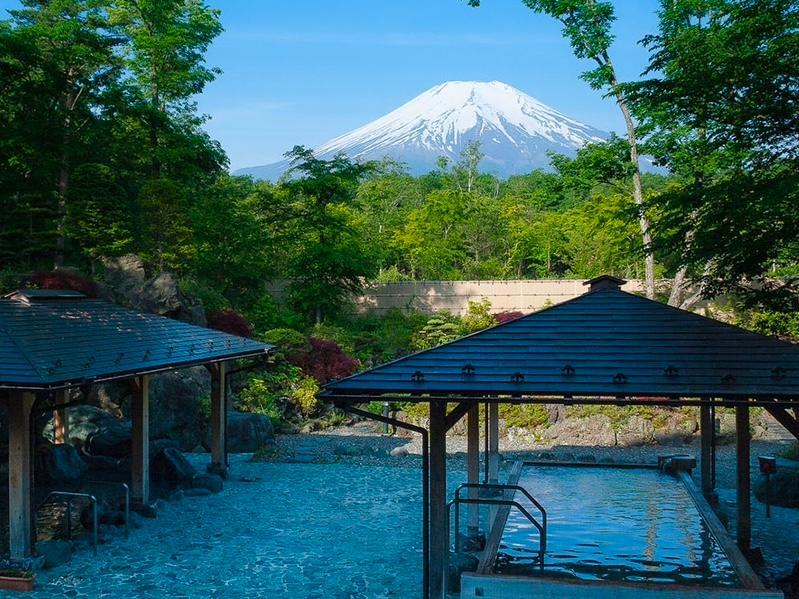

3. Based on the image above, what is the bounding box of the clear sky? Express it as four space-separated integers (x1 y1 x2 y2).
0 0 662 171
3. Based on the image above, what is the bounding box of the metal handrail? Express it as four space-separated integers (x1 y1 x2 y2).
452 482 547 555
87 481 130 539
39 491 98 554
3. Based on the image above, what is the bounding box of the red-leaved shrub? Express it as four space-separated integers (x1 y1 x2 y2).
28 270 98 298
495 311 525 324
292 337 359 383
207 309 253 338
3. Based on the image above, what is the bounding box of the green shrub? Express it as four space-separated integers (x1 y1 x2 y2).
247 294 305 336
462 298 497 333
261 328 309 359
780 442 799 460
500 404 549 429
412 311 463 350
733 309 799 341
179 279 230 313
292 376 321 417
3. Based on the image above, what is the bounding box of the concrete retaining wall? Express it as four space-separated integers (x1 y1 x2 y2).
267 279 651 316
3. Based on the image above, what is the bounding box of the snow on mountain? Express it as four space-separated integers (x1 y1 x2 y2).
236 81 607 180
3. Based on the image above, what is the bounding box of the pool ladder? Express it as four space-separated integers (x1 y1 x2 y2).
447 482 547 563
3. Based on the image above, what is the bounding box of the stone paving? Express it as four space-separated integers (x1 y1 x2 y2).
31 455 433 598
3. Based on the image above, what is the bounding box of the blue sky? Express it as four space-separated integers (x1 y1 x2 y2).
1 0 662 170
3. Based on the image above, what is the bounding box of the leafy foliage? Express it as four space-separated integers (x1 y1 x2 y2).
290 337 360 384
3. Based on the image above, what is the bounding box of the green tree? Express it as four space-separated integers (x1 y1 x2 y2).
67 163 132 273
137 178 194 272
6 0 122 267
468 0 656 299
192 175 275 302
625 0 799 307
282 146 377 323
109 0 223 178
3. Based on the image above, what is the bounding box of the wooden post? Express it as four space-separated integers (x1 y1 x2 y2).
488 402 499 485
53 389 69 444
209 362 228 477
429 400 448 599
130 376 150 505
736 403 751 553
466 405 480 537
700 402 715 500
8 391 35 559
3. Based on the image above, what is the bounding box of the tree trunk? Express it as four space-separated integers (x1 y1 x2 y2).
612 84 655 299
55 68 77 268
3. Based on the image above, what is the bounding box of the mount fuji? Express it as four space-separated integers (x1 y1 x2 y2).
236 80 608 180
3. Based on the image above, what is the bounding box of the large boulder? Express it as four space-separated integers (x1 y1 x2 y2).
100 254 205 325
63 405 131 457
542 414 617 447
149 367 210 450
225 412 275 453
616 415 656 446
38 443 88 483
151 447 197 484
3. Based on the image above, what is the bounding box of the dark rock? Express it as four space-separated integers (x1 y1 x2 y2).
576 453 597 463
225 411 275 453
447 552 479 593
167 490 185 502
755 468 799 507
183 487 212 497
39 443 87 483
36 540 72 569
83 413 132 458
81 454 121 472
150 447 197 484
60 405 131 456
102 255 206 325
149 368 210 450
192 473 223 494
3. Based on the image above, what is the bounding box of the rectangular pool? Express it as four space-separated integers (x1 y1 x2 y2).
493 464 738 587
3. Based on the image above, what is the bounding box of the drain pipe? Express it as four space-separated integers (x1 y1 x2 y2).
337 402 430 599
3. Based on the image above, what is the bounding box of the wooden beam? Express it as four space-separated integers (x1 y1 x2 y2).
736 404 751 552
8 391 35 559
488 402 499 485
429 400 448 599
53 389 68 444
444 401 472 432
130 376 150 505
765 405 799 440
700 403 715 499
467 405 479 536
209 362 228 477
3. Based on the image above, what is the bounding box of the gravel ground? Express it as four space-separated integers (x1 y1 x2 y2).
263 420 799 595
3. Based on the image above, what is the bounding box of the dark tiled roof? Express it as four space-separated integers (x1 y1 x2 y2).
323 289 799 400
0 292 272 389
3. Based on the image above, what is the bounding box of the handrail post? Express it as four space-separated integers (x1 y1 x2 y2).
91 496 98 555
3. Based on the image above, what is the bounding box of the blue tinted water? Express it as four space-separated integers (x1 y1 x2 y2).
495 466 739 587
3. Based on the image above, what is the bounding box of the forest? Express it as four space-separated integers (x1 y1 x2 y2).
1 0 798 409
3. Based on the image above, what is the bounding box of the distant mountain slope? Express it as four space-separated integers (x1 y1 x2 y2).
236 80 608 180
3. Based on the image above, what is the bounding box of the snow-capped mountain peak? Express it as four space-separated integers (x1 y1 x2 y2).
237 81 606 180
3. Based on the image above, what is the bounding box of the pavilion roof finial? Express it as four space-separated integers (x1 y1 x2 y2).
583 275 627 293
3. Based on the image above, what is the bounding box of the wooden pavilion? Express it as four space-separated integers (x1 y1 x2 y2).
320 275 799 599
0 289 272 561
